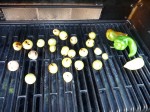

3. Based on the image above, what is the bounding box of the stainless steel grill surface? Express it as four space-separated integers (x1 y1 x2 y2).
0 21 150 112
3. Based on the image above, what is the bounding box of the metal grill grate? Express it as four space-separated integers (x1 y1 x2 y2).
0 21 150 112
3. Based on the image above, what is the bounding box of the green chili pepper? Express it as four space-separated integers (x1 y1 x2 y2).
114 36 137 57
106 29 128 41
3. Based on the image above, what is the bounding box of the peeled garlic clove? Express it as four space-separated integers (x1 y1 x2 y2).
74 60 84 70
63 72 73 83
102 53 109 60
89 32 96 39
49 46 56 52
48 38 56 46
94 47 102 55
92 60 102 70
59 31 68 40
7 60 19 71
48 63 58 74
25 73 36 84
61 46 69 56
68 49 76 58
53 29 60 36
124 57 145 70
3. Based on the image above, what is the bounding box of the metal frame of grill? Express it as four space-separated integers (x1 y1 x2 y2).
0 20 150 112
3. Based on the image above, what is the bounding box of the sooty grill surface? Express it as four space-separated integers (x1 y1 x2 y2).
0 21 150 112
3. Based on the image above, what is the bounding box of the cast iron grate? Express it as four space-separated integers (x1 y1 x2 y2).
0 21 150 112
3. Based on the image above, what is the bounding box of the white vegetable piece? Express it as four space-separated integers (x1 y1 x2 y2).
102 53 108 60
88 32 96 39
79 48 88 57
37 39 45 48
25 73 36 84
53 29 60 36
68 49 76 58
74 60 84 70
70 36 78 45
7 60 19 71
13 42 22 51
28 50 38 60
63 72 73 83
61 46 69 56
48 38 56 46
49 46 56 52
86 39 95 48
48 63 58 74
94 47 102 55
59 31 68 40
92 60 103 70
62 58 72 68
124 57 145 70
22 39 33 50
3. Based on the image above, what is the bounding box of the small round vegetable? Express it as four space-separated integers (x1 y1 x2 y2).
48 63 58 74
53 29 60 36
94 47 102 55
74 60 84 70
28 50 38 60
92 60 102 70
48 38 56 46
25 73 36 84
37 39 45 48
61 46 69 56
63 72 73 83
49 46 56 52
86 39 94 48
59 31 68 40
62 58 72 68
68 49 76 58
102 53 108 60
7 60 19 71
22 39 33 50
70 36 78 45
89 32 96 39
13 42 22 51
79 48 88 57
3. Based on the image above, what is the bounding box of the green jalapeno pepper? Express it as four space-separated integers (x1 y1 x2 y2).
113 36 137 57
106 29 128 41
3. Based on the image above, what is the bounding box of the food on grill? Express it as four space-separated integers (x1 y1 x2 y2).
59 31 68 40
124 57 145 70
37 39 45 48
86 39 95 48
13 42 22 51
22 39 33 50
25 73 36 84
28 50 38 60
7 60 19 71
89 32 96 39
102 53 108 60
79 48 88 57
62 58 72 68
92 60 103 70
74 60 84 70
49 45 56 52
61 46 69 56
48 63 58 74
68 49 76 58
106 29 127 41
63 72 73 83
94 47 102 55
48 38 56 46
53 29 60 36
113 36 137 57
70 36 78 45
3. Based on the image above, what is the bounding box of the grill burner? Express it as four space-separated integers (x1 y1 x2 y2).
0 21 150 112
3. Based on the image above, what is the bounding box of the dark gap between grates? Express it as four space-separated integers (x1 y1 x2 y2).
0 21 150 112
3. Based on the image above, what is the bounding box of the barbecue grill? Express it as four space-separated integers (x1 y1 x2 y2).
0 0 150 112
